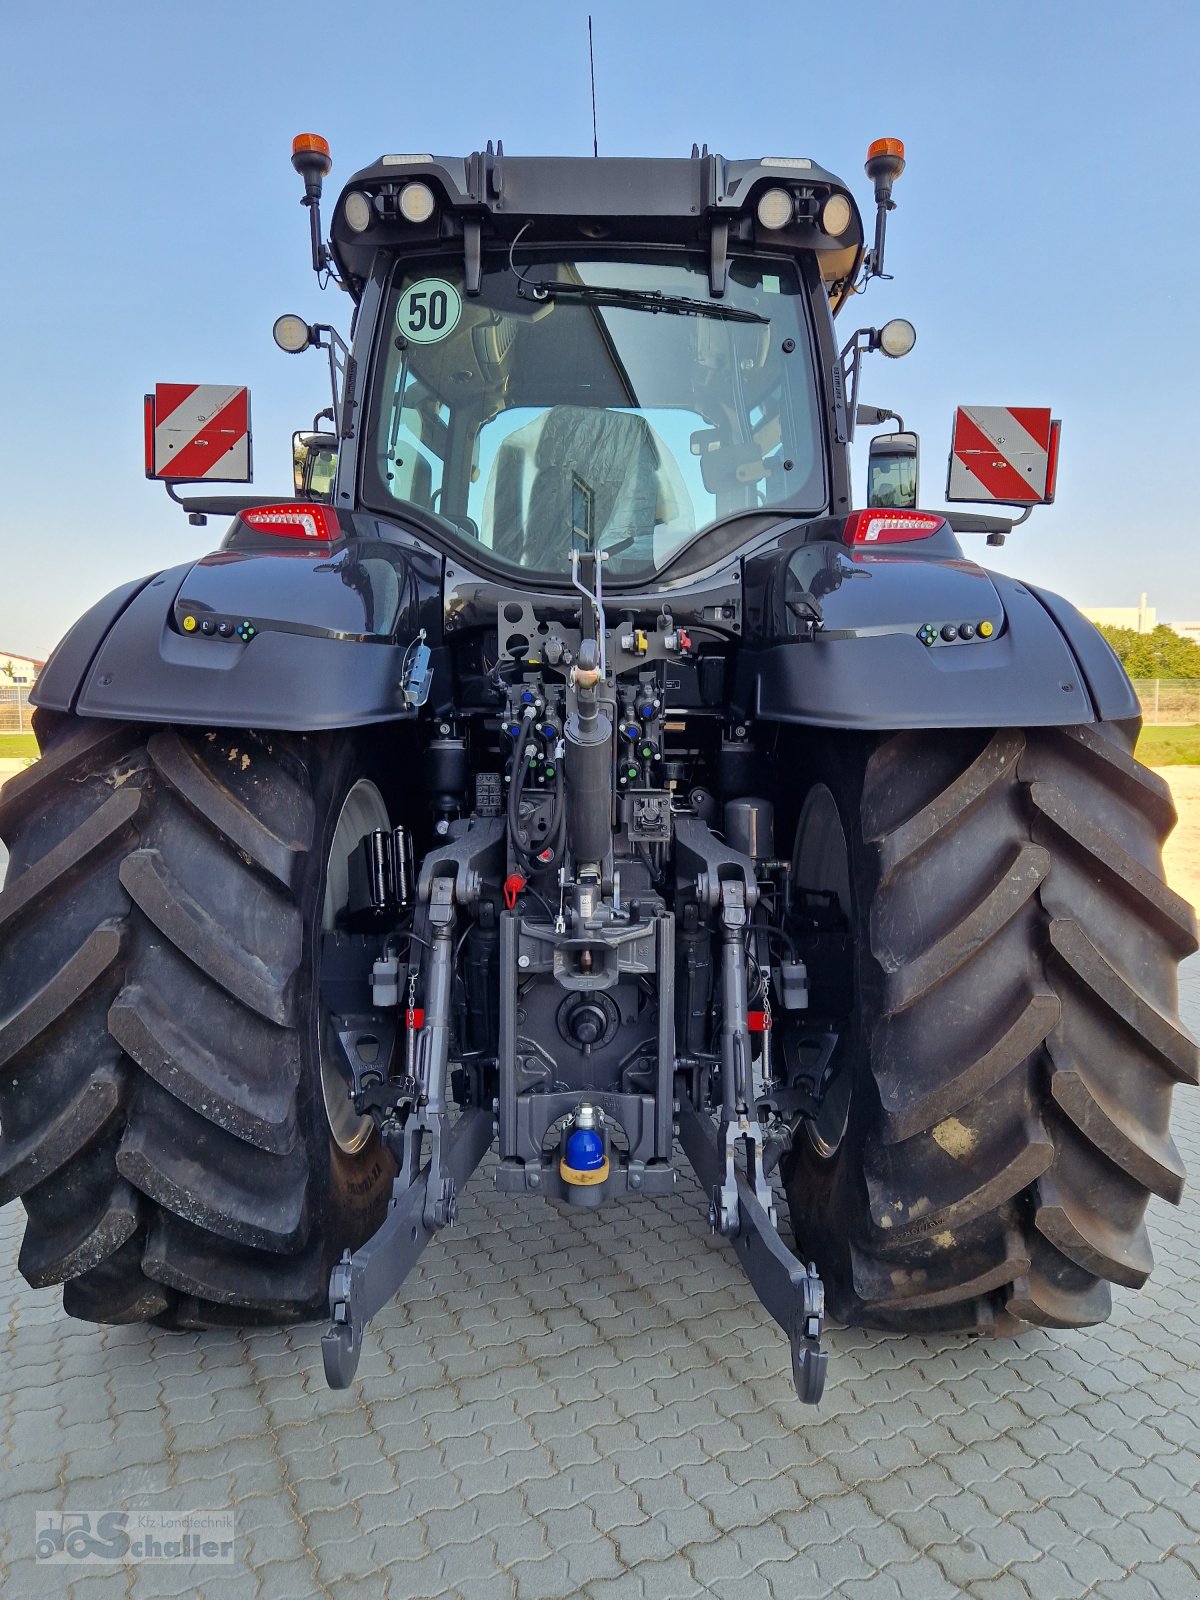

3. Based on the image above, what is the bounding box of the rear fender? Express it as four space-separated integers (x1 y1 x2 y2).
740 539 1137 730
33 534 443 732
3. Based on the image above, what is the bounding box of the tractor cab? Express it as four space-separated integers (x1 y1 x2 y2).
307 143 878 583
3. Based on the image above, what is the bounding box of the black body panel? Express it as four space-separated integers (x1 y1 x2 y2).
33 513 1130 736
32 532 442 731
740 541 1099 729
1028 583 1140 722
172 535 440 643
34 574 157 713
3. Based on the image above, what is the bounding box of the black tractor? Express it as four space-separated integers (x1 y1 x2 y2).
1 135 1194 1404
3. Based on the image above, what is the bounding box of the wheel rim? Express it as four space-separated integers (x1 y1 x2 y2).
791 784 854 1160
319 778 390 1155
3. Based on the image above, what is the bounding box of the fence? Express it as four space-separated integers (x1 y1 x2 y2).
1129 680 1200 725
0 685 34 734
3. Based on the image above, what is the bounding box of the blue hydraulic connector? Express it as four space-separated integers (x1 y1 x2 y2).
565 1119 604 1171
560 1104 608 1206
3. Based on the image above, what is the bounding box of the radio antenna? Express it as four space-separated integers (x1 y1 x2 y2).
588 16 599 157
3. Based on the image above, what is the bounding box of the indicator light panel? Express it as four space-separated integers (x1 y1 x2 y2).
178 608 260 642
917 621 998 648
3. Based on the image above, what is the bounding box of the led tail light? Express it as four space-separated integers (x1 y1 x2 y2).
844 510 945 546
240 504 340 542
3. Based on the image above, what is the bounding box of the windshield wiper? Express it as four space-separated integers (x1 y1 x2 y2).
520 281 767 324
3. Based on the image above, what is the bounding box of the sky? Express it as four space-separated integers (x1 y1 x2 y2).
1 0 1197 661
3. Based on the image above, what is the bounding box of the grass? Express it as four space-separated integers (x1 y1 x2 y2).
0 732 37 761
1136 724 1200 766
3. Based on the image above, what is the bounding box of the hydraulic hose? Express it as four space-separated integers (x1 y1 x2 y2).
508 718 567 873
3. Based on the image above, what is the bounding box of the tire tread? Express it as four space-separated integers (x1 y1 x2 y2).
0 722 368 1326
788 723 1194 1335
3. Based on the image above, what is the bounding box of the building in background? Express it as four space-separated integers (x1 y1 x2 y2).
1076 600 1200 651
0 652 44 686
1081 593 1156 633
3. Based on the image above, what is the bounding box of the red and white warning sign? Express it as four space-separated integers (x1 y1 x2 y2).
946 406 1060 505
144 384 252 482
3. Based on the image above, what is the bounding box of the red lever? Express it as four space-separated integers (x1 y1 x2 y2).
747 1010 771 1033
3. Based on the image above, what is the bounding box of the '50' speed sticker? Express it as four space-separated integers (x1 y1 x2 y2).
396 279 462 344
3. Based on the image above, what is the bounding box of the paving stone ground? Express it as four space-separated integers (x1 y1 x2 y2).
1 778 1199 1599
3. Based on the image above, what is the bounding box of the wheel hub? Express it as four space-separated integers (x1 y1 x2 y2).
791 784 854 1160
320 778 391 1155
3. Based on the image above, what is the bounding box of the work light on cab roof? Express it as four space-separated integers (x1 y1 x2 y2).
297 135 881 307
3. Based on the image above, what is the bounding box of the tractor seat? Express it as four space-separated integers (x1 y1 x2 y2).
488 406 663 569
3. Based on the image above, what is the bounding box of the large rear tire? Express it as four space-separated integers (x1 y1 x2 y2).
0 716 393 1327
781 723 1198 1333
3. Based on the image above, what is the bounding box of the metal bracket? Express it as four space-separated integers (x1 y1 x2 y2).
710 878 779 1236
393 875 459 1231
414 815 504 910
677 1097 828 1405
839 328 873 443
323 856 502 1390
709 218 730 298
757 1027 839 1127
328 1012 401 1117
307 323 355 440
321 1106 493 1388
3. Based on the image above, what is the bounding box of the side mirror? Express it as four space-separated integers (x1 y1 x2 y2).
292 432 338 500
867 430 919 509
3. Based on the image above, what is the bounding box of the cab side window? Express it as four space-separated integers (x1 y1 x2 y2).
380 364 444 510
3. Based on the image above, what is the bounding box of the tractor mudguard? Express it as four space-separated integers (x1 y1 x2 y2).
1026 582 1140 722
32 538 443 732
33 573 158 713
740 538 1133 730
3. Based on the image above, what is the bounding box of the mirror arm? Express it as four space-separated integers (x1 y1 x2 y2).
163 491 295 525
839 329 874 442
984 505 1033 546
856 405 905 431
939 506 1036 546
309 326 353 439
840 328 905 440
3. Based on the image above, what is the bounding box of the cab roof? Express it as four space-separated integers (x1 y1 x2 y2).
328 147 864 311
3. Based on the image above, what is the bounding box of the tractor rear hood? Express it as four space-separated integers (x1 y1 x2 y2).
739 537 1138 731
